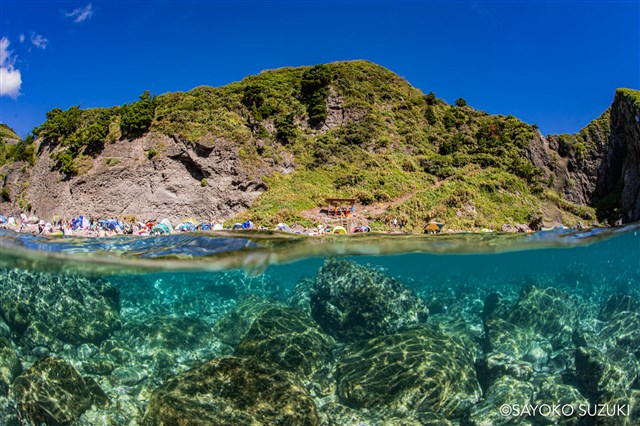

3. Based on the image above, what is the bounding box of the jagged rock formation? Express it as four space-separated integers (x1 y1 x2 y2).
23 133 267 222
527 88 640 223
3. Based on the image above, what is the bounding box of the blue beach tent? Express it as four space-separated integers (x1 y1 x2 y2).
176 222 197 232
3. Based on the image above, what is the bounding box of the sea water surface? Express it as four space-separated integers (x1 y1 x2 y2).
0 226 638 425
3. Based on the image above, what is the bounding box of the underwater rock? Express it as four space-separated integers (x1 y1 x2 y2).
119 315 215 351
533 382 588 425
591 390 640 426
288 276 314 315
114 316 231 379
235 307 335 382
599 294 640 320
478 317 551 386
212 294 282 346
0 315 10 339
0 336 21 396
485 317 551 360
464 375 534 426
13 357 108 425
317 396 453 426
110 366 149 387
599 311 640 357
142 356 319 425
575 346 639 395
336 328 481 420
477 352 534 385
75 396 144 426
310 259 429 342
508 286 578 349
0 269 121 350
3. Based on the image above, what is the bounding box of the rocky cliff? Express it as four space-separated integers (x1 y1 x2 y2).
20 134 269 223
0 61 638 229
526 89 640 224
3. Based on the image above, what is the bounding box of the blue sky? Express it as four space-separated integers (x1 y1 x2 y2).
1 0 638 137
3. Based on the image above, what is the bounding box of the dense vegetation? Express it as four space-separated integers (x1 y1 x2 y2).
0 126 35 168
13 60 604 230
32 92 156 177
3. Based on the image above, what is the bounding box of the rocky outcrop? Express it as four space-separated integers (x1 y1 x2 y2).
235 307 335 381
310 259 429 342
0 269 121 350
142 356 319 425
336 328 481 420
13 357 108 425
526 88 640 223
610 89 640 222
3 133 269 222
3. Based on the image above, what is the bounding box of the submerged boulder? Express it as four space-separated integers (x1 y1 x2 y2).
508 286 578 349
0 269 121 349
533 382 588 425
212 295 282 346
13 357 108 425
575 346 639 395
599 311 640 357
599 294 640 320
119 315 215 351
143 356 319 425
336 328 481 420
0 336 21 396
464 375 534 426
592 390 640 426
478 317 552 386
235 307 335 381
310 259 428 342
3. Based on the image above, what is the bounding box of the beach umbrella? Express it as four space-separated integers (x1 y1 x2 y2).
182 218 198 225
213 223 224 231
332 226 347 235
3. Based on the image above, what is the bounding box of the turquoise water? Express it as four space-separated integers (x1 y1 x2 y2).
0 226 638 425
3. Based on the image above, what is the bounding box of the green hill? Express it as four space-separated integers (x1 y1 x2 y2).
0 123 20 140
9 61 639 231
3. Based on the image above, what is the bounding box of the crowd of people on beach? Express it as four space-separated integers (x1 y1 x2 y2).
0 212 373 238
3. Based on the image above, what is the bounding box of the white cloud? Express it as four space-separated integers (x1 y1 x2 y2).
65 3 93 23
30 33 48 50
0 67 21 99
0 38 21 99
19 34 25 43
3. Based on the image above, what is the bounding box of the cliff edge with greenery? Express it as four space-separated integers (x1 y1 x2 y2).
1 61 637 230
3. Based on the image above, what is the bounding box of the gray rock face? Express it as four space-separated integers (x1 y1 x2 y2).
6 133 268 222
526 89 640 223
0 269 121 350
609 90 640 222
142 356 320 426
310 259 429 342
336 328 481 420
13 357 108 425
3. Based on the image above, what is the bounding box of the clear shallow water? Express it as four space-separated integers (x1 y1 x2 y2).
0 226 639 425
